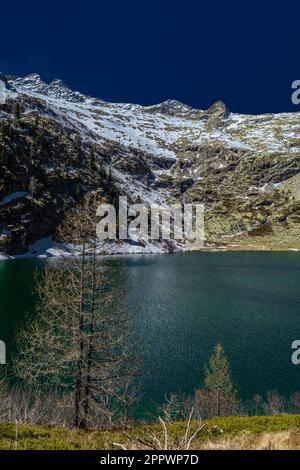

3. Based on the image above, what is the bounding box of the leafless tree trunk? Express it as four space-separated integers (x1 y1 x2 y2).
14 199 137 429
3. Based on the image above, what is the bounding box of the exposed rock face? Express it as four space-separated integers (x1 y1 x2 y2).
204 101 229 129
0 73 299 255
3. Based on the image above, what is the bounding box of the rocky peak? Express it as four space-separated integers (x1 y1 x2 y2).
9 74 86 104
9 73 49 95
47 78 86 103
206 100 228 115
145 99 198 117
21 73 42 83
49 78 69 89
204 100 229 128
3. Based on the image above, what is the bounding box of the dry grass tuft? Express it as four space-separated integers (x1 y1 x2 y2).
199 429 300 450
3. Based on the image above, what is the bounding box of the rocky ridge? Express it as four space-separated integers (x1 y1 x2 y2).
0 73 299 256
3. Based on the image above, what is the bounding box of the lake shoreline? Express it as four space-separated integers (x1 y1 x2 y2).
1 245 300 261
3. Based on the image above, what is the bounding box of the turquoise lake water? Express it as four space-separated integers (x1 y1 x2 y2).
0 252 300 411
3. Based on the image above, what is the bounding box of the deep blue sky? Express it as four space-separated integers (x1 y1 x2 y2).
1 1 299 113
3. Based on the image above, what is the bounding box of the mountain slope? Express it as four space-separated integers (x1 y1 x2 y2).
0 73 299 256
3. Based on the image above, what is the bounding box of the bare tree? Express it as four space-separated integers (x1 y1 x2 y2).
263 391 286 415
0 386 69 426
114 397 204 450
14 200 137 429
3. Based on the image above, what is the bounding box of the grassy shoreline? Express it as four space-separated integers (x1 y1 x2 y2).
1 415 300 450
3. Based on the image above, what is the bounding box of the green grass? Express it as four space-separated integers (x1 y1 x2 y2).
1 415 300 450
